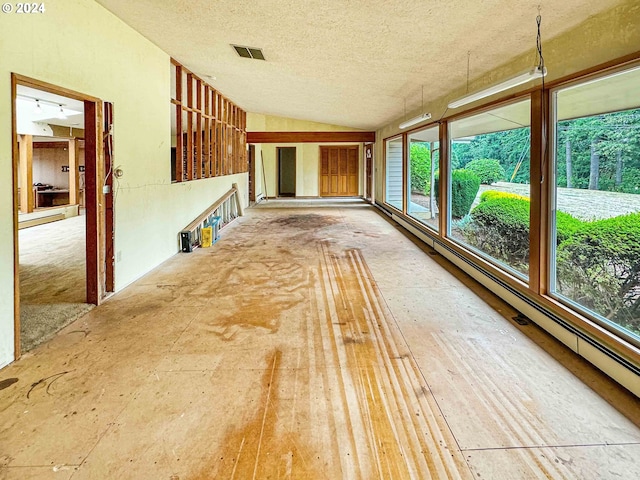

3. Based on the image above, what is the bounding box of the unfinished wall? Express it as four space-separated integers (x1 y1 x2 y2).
0 0 248 367
247 114 364 198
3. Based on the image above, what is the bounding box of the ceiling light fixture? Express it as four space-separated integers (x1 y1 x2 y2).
399 112 432 129
448 66 547 109
57 105 68 119
449 9 547 110
400 85 432 129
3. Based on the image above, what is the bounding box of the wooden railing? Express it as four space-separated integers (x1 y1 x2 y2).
180 183 243 252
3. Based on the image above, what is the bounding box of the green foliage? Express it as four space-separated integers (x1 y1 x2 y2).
460 193 584 274
464 158 505 185
451 127 530 184
410 143 431 194
435 169 480 219
467 195 531 273
479 190 528 202
556 213 640 334
557 108 640 194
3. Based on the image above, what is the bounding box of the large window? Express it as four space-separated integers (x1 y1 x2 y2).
408 127 439 231
448 99 532 277
551 65 640 339
385 136 403 210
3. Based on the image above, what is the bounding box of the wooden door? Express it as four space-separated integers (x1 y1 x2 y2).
320 146 359 197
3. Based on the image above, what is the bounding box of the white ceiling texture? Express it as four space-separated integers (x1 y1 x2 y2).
96 0 625 130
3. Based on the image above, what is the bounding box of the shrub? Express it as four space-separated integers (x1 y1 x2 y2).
410 144 432 195
469 195 531 272
434 169 480 219
465 158 505 185
556 212 640 334
462 194 583 274
479 190 528 203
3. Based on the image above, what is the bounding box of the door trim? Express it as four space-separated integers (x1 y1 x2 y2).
11 73 108 359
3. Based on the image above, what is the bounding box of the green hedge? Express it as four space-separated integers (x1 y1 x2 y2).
434 169 480 219
468 196 531 271
463 194 584 274
464 158 505 185
556 212 640 333
410 144 431 194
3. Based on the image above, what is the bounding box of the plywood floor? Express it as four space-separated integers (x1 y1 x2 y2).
1 201 639 479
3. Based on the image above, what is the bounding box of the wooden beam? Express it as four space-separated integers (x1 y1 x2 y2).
18 135 34 213
247 131 376 144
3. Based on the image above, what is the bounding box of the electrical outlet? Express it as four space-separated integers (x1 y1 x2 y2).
116 251 122 262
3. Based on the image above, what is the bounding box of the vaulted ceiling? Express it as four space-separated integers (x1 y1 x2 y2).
96 0 625 130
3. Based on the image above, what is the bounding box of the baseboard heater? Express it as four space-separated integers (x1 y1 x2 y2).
180 182 244 253
374 202 640 396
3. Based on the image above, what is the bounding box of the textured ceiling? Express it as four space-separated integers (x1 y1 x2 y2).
95 0 624 130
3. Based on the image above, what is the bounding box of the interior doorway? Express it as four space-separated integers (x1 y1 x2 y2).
277 147 296 197
11 74 113 357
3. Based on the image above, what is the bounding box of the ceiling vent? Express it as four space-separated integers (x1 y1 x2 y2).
232 45 265 60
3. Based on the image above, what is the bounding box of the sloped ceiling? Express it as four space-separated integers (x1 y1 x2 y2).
95 0 624 130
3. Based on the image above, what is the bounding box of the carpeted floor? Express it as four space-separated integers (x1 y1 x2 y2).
19 213 93 352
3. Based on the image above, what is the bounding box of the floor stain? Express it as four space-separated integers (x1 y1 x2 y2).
0 378 18 391
191 350 321 479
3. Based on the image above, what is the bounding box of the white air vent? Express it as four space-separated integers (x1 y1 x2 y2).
232 45 265 60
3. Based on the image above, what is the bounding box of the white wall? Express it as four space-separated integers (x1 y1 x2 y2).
247 113 365 197
0 0 248 367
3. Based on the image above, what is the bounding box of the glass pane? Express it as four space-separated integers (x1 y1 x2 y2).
385 136 403 210
552 65 640 339
448 99 532 278
408 126 439 231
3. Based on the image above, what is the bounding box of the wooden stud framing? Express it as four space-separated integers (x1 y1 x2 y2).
186 74 194 181
204 88 211 178
170 58 248 182
104 102 115 293
195 79 203 179
175 64 184 182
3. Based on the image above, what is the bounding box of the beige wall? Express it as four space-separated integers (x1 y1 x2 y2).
374 0 640 201
0 0 248 367
247 114 365 198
